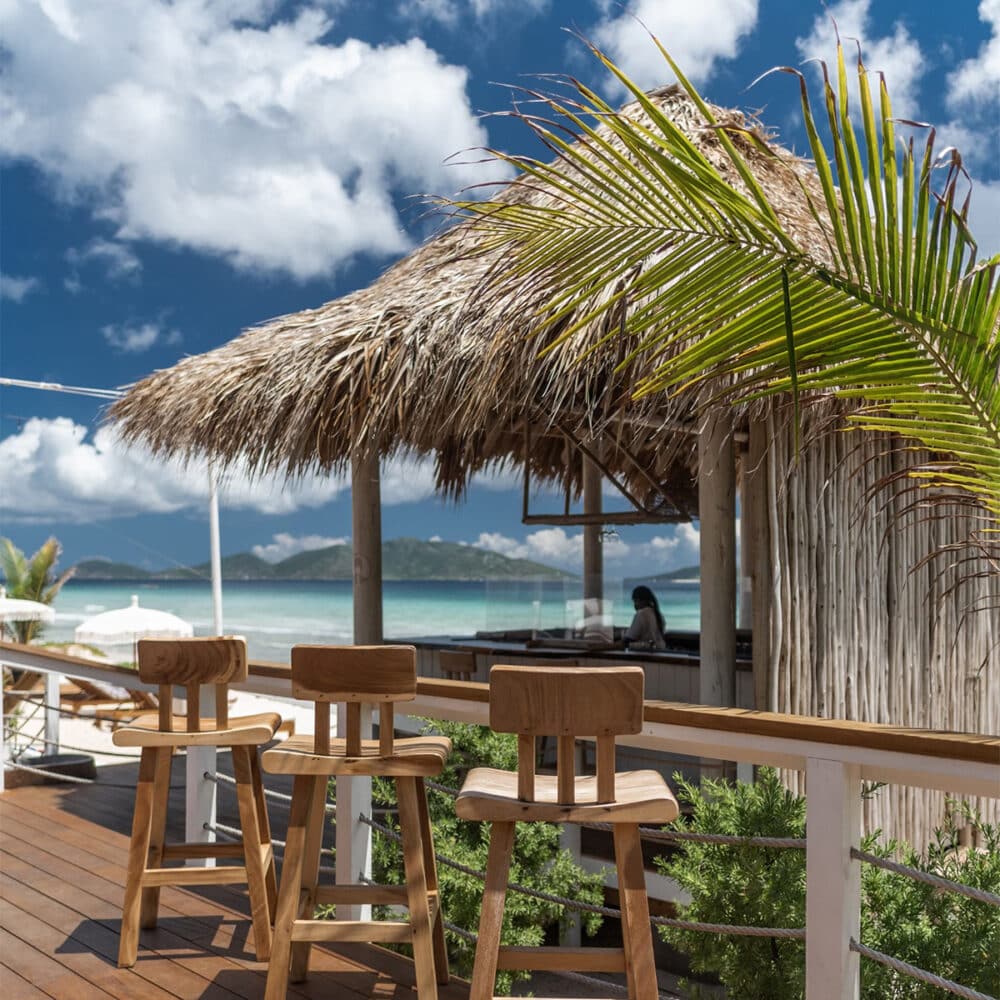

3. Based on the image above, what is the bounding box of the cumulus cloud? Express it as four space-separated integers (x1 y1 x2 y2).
0 272 40 302
590 0 759 90
943 1 1000 171
252 532 348 562
66 238 142 292
0 417 451 523
472 524 700 575
400 0 547 26
796 0 924 115
0 0 498 280
101 322 182 353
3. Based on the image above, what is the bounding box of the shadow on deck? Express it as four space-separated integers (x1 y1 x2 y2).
0 753 471 1000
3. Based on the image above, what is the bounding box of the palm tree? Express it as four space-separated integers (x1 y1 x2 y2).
0 537 74 643
451 37 1000 537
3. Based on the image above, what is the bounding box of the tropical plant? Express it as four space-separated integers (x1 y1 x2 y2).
451 34 1000 539
368 719 606 991
0 537 74 642
656 769 1000 1000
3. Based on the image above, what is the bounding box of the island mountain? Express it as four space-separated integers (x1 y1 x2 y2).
72 538 571 582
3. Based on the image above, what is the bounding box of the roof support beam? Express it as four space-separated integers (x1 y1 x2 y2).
582 442 603 608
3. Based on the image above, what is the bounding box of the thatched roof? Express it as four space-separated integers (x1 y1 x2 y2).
111 86 832 514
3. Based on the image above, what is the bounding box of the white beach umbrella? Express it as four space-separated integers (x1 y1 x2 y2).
75 594 194 647
0 586 56 639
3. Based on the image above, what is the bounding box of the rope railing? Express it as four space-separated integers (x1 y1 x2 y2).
850 940 998 1000
6 759 95 783
206 770 336 816
851 847 1000 908
359 811 807 940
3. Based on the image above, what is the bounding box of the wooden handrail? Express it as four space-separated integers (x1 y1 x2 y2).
2 643 997 767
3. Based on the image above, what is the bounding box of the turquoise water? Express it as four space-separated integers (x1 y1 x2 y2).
46 579 701 662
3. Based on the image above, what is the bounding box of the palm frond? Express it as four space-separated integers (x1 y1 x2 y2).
451 38 1000 520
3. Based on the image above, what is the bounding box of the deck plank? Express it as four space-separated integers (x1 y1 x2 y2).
0 773 468 1000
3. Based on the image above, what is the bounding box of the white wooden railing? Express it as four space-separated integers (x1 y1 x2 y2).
2 642 997 1000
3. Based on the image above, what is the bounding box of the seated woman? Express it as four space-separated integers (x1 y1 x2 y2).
624 585 667 651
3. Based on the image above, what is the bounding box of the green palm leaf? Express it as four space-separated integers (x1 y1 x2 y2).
452 38 1000 521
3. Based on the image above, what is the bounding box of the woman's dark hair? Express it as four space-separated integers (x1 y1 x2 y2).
631 585 665 634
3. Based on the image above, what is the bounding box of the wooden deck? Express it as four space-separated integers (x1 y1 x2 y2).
0 754 471 1000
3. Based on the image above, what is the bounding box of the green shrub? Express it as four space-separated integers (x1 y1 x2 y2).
370 720 606 992
655 769 1000 1000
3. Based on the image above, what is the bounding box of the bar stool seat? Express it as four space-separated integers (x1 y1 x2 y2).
114 711 281 747
457 766 676 824
263 644 451 1000
112 637 278 969
263 732 450 775
460 664 677 1000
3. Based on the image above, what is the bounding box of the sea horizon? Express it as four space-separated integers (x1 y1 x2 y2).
45 578 702 663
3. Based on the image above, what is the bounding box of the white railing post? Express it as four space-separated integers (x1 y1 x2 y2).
186 684 217 867
336 702 373 921
806 757 862 1000
45 671 61 755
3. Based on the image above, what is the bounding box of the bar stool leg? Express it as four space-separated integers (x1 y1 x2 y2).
398 776 438 1000
290 775 328 982
140 746 173 929
614 823 658 1000
469 820 516 1000
415 776 449 984
265 774 314 1000
233 745 273 962
250 747 278 921
119 747 157 967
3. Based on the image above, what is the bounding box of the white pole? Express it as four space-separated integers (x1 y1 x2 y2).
0 665 6 793
45 672 61 755
186 465 223 864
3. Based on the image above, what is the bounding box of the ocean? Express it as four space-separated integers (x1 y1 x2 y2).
45 579 701 662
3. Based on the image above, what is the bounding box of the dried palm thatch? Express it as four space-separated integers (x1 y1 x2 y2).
110 86 832 513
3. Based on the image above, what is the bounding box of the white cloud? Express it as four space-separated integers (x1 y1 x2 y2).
0 1 498 280
590 0 758 90
0 417 453 523
252 532 348 562
400 0 547 26
66 238 142 288
0 272 40 302
796 0 924 115
943 1 1000 171
101 322 182 353
948 0 1000 106
472 523 700 575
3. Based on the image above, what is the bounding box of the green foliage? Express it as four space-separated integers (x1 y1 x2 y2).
370 720 606 992
655 769 806 999
656 769 1000 1000
0 537 74 642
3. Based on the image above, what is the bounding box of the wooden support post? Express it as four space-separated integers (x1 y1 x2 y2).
806 758 861 1000
352 446 383 644
582 445 603 623
698 412 736 708
339 444 381 920
747 420 772 712
44 671 60 754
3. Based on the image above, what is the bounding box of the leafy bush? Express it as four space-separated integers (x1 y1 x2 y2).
370 720 606 991
655 769 1000 1000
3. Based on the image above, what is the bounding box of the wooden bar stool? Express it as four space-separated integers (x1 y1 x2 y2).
262 644 452 1000
112 637 280 967
439 649 477 681
456 665 678 1000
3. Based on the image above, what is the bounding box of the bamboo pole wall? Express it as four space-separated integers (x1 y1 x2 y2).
762 406 1000 846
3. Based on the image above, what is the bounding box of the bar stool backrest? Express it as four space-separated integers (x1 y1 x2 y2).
489 664 644 805
291 644 417 757
137 636 247 733
438 649 477 681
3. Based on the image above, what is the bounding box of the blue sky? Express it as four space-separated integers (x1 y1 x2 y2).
2 0 998 576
